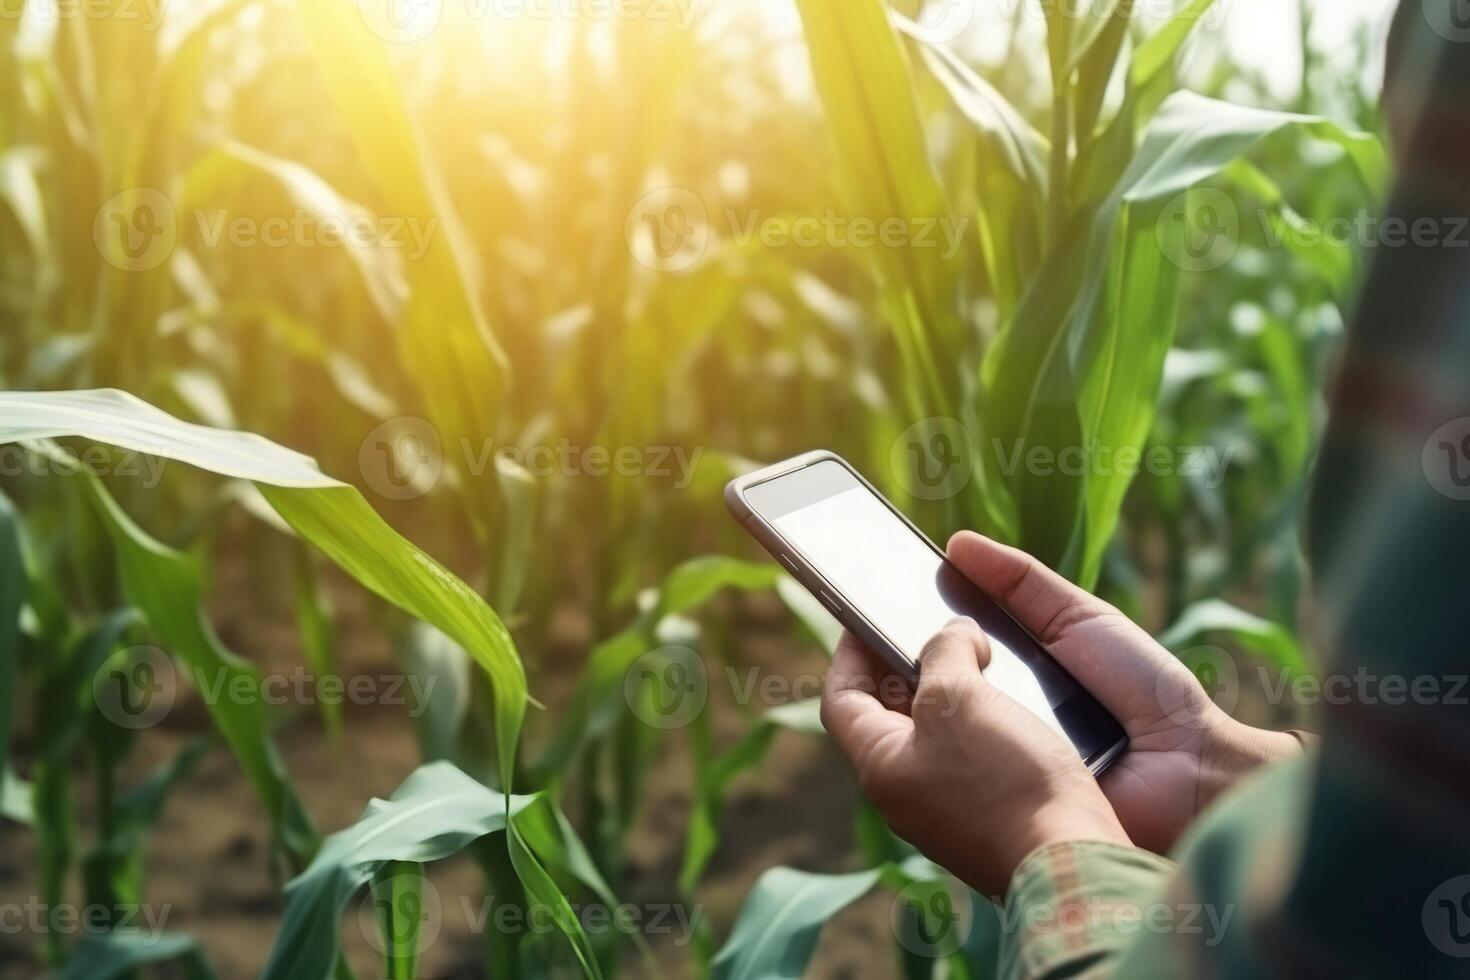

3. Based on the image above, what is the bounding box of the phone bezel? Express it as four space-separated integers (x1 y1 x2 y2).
726 449 1127 776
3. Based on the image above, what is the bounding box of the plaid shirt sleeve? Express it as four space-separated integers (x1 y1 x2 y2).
999 842 1176 980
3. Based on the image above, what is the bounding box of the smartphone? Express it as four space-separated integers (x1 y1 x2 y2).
726 451 1128 775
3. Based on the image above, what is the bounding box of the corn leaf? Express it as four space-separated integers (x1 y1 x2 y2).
370 861 424 980
53 932 218 980
71 457 322 869
0 488 23 802
1158 599 1309 671
533 557 782 781
260 761 602 980
711 866 883 980
794 0 961 412
900 24 1046 320
0 388 528 796
678 701 824 895
985 94 1383 584
295 0 510 516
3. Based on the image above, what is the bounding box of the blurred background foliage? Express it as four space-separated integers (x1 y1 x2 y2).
0 0 1397 976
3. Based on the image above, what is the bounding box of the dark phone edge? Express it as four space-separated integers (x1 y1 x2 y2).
725 450 1128 779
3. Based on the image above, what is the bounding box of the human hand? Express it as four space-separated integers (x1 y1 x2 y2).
821 616 1130 897
944 531 1301 854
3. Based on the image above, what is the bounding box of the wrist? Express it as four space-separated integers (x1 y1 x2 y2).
1017 792 1131 868
1198 719 1301 811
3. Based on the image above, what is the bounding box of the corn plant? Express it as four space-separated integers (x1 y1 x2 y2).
0 0 1388 977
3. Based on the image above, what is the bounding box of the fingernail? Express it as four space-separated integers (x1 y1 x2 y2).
946 615 978 631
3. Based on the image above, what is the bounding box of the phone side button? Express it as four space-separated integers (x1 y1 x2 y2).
817 590 844 616
779 554 802 575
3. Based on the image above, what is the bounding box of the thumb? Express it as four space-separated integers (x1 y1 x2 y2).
913 617 990 720
946 531 1105 643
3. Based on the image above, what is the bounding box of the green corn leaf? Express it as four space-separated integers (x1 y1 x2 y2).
0 388 527 800
295 0 510 524
291 542 341 739
679 723 777 896
51 932 218 980
0 488 24 800
1 766 31 824
900 24 1047 320
508 821 606 980
533 557 781 780
711 866 883 980
985 94 1383 585
73 457 322 869
371 861 424 980
680 699 828 896
1067 0 1129 75
260 761 604 980
398 622 472 764
1072 0 1135 144
178 142 407 324
794 0 962 414
1159 599 1309 672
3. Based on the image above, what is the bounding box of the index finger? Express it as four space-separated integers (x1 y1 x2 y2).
821 633 914 764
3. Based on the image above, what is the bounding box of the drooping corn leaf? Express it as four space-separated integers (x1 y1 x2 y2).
1073 0 1218 206
178 141 407 324
260 762 603 980
712 854 954 980
0 388 527 798
711 866 883 980
1159 599 1309 672
71 457 321 869
52 932 218 980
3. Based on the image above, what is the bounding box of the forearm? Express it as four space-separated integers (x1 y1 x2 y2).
999 841 1176 980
